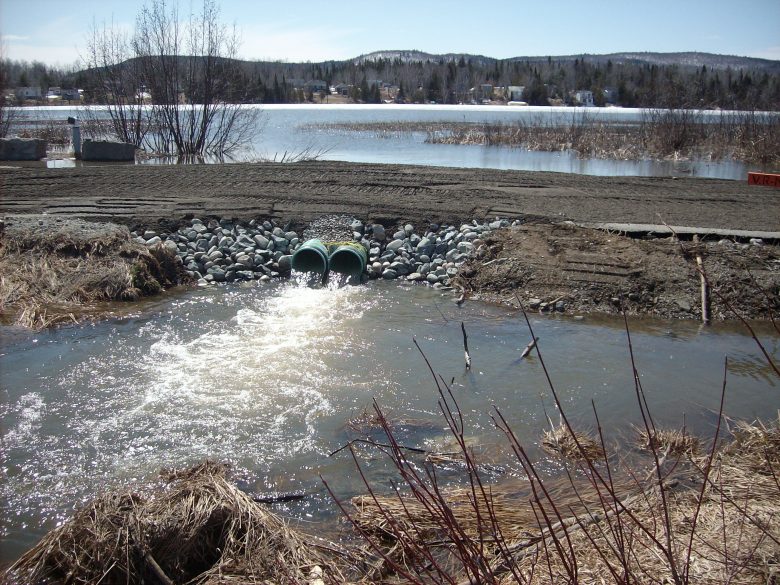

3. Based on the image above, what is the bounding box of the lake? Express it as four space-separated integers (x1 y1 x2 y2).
15 104 766 179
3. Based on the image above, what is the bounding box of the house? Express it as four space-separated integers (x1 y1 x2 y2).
507 85 525 101
61 88 82 101
573 90 595 107
468 83 494 102
15 86 42 100
602 87 618 105
332 83 351 96
303 80 328 93
45 87 65 101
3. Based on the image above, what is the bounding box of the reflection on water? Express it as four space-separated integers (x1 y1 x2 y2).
15 105 770 179
1 279 778 562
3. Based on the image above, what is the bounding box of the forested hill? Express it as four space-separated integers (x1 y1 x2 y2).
356 50 780 73
4 50 779 109
235 49 780 108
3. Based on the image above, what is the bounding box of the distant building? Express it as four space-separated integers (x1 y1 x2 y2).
573 90 595 107
332 83 351 96
507 85 525 101
303 80 328 93
468 83 494 102
46 86 62 100
15 86 43 100
61 88 82 101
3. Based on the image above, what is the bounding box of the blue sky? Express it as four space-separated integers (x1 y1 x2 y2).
2 0 779 66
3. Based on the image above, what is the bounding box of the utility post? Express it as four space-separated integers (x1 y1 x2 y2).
67 116 81 159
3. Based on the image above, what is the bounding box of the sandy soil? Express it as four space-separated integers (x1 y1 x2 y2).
1 161 778 321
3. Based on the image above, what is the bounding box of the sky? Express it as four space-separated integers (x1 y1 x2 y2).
1 0 779 67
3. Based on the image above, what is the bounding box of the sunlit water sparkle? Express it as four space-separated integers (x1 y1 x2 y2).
1 278 778 563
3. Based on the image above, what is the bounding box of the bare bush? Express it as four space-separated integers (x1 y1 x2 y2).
81 0 259 157
326 310 779 584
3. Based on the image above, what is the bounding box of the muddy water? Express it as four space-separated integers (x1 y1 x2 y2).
1 279 778 563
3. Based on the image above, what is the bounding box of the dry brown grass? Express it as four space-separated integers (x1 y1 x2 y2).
542 423 606 463
346 417 780 584
636 426 701 457
320 112 780 164
0 216 187 328
2 461 348 585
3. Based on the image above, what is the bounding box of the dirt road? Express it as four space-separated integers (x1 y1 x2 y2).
1 161 778 231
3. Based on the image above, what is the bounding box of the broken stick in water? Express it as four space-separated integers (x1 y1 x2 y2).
461 322 472 369
520 336 539 359
693 235 710 325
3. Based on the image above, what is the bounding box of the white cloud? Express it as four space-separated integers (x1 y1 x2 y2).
2 34 29 41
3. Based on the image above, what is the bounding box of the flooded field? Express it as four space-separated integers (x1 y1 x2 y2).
14 104 770 179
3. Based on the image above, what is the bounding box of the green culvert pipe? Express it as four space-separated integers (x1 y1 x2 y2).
328 243 368 276
291 239 329 274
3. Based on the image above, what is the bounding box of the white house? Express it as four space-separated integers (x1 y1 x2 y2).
15 86 43 100
573 90 595 107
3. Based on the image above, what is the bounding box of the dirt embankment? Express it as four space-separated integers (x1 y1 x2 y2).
1 161 779 324
455 221 780 321
0 215 187 328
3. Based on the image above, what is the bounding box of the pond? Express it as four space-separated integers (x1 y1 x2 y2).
1 278 778 564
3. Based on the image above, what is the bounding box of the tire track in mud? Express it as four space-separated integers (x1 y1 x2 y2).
1 161 777 231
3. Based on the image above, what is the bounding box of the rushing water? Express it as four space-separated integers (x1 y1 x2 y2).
1 279 778 564
15 104 772 179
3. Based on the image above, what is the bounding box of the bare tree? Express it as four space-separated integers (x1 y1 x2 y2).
0 46 17 137
82 20 151 146
82 0 257 158
131 0 257 157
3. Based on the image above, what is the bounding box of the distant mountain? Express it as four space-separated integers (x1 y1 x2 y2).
355 49 779 72
354 50 497 67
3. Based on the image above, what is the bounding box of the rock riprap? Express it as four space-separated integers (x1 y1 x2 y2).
134 216 514 287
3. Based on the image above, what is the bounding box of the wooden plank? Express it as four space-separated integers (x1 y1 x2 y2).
576 222 780 240
748 172 780 188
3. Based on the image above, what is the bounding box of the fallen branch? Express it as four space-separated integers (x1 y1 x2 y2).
520 337 539 359
328 438 428 458
251 491 307 504
461 321 472 369
144 552 174 585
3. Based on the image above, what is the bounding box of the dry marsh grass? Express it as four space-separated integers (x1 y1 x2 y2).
2 461 348 585
0 216 186 328
542 423 606 463
636 426 701 457
316 110 780 164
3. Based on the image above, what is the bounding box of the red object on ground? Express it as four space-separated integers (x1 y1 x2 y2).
748 172 780 187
